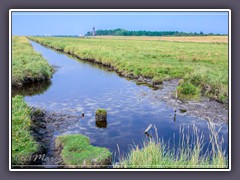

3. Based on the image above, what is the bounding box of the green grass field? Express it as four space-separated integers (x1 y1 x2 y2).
12 95 39 165
12 36 53 86
29 36 228 103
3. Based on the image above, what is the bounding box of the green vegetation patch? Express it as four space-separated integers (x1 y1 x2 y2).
12 36 53 86
29 36 228 103
177 81 201 100
115 141 227 168
55 134 112 167
184 69 228 103
12 95 39 165
152 76 163 85
95 108 107 116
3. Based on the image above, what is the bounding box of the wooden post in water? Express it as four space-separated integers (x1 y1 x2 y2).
144 124 153 134
145 124 153 139
175 90 178 112
174 90 178 122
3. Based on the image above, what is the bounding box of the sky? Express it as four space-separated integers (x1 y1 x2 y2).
12 11 229 36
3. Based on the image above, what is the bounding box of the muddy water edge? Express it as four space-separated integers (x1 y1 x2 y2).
12 40 229 168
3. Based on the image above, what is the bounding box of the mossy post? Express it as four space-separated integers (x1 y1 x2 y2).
95 108 107 122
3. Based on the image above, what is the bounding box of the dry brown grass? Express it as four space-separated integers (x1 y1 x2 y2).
92 36 228 43
160 36 228 43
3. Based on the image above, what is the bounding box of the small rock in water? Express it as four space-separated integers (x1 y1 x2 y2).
179 109 187 113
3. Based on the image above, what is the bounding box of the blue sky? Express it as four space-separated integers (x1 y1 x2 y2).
12 11 229 36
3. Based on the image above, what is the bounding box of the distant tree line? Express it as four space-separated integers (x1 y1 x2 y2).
85 28 225 36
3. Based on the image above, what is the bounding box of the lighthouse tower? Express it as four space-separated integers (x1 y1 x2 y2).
92 26 95 36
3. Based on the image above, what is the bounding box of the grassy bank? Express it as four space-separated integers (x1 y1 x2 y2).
12 36 54 165
55 134 112 168
115 125 227 168
12 95 39 165
12 36 53 86
29 36 228 103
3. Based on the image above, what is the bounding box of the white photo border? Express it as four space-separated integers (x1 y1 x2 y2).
9 9 231 171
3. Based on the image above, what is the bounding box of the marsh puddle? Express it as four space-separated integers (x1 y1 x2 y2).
19 41 228 165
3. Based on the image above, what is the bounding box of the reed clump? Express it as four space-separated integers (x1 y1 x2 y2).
114 124 228 168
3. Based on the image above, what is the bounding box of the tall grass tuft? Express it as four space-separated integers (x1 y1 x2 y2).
114 123 227 168
12 95 39 165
